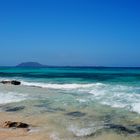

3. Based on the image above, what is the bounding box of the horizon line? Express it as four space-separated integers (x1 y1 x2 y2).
0 65 140 68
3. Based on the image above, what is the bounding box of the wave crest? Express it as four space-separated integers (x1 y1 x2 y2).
21 81 105 90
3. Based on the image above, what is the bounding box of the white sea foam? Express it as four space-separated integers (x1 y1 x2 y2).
76 98 87 103
21 80 140 114
21 81 105 90
132 103 140 114
0 92 27 104
50 132 60 140
68 125 103 137
88 84 140 113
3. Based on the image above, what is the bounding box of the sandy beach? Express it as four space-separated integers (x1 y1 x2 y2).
0 111 140 140
0 112 50 140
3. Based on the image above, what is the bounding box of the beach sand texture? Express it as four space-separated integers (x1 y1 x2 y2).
0 112 140 140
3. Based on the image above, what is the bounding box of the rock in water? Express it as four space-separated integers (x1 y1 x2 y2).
11 80 21 85
5 106 25 112
1 80 10 84
0 80 21 85
3 121 29 128
66 111 86 117
106 124 136 134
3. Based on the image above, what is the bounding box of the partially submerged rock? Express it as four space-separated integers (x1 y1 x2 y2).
0 80 21 85
5 106 25 112
3 121 29 129
0 81 11 84
11 80 21 85
66 111 86 117
105 124 136 134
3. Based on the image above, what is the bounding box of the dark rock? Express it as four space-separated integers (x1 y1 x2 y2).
1 80 11 85
0 80 21 85
3 121 29 128
66 111 86 117
106 124 136 134
11 80 21 85
5 106 25 112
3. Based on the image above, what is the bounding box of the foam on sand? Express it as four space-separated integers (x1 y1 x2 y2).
0 92 27 104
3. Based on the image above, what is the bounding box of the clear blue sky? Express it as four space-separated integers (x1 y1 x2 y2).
0 0 140 66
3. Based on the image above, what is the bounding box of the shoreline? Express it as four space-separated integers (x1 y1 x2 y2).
0 111 140 140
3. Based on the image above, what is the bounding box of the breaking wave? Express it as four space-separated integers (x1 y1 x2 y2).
21 80 140 114
21 81 105 90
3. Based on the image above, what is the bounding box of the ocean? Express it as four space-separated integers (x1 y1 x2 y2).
0 67 140 139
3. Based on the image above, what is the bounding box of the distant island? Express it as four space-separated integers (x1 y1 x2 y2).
16 62 46 67
16 62 105 68
15 62 140 68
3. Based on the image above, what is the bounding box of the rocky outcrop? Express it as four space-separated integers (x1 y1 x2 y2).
3 121 29 129
0 80 21 85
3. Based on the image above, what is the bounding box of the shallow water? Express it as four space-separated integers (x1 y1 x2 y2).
0 67 140 139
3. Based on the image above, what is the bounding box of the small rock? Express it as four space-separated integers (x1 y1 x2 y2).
106 124 136 134
1 81 11 84
66 111 86 117
0 80 21 85
5 106 25 112
3 121 29 128
11 80 21 85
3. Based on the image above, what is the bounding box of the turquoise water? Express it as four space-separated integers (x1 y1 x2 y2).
0 67 140 139
0 67 140 84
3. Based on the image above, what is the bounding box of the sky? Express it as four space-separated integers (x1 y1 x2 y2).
0 0 140 67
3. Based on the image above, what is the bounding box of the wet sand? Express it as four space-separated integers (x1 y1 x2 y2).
0 112 50 140
0 112 140 140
